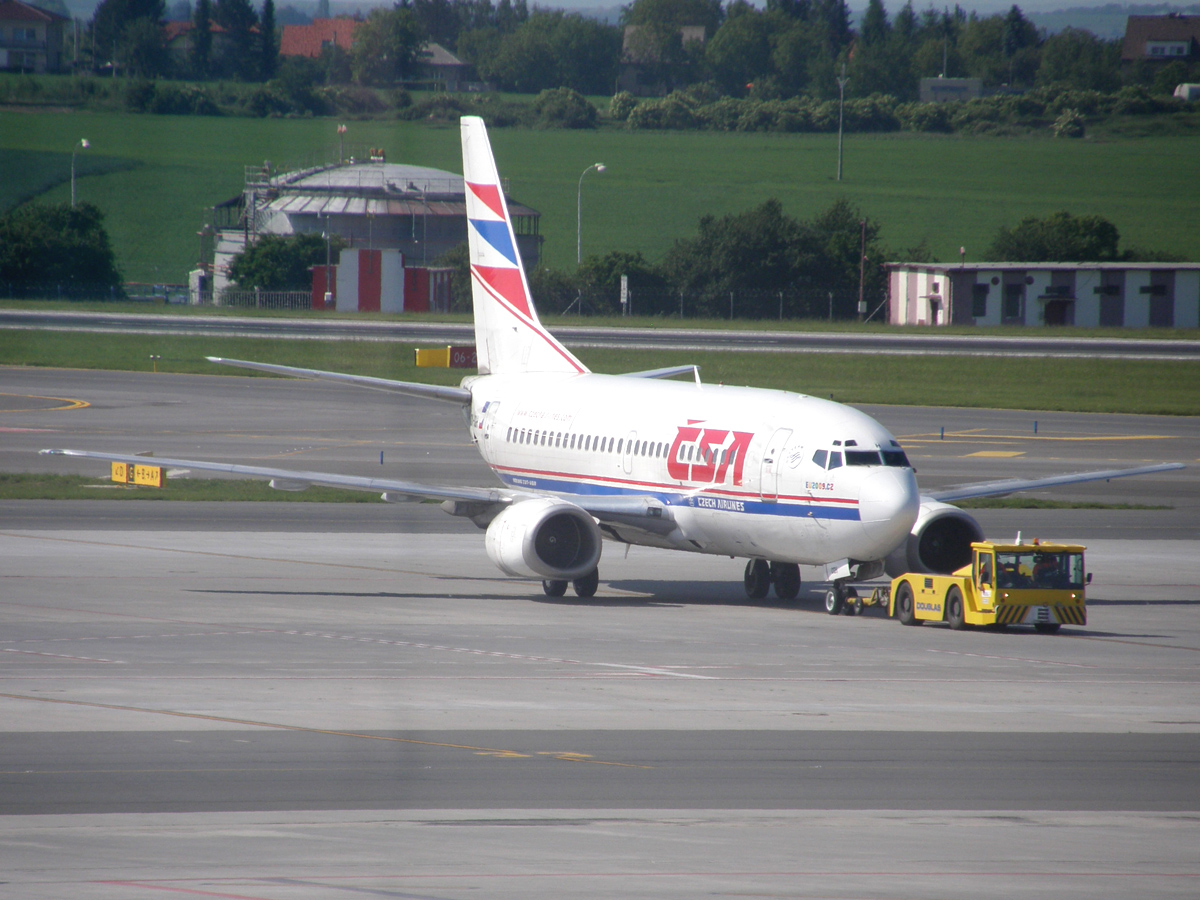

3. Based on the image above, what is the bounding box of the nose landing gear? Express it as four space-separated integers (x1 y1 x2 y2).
824 581 862 616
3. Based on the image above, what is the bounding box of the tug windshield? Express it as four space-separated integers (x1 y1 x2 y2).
995 551 1085 589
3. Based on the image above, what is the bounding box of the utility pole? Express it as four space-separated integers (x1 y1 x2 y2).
857 219 866 321
836 61 848 182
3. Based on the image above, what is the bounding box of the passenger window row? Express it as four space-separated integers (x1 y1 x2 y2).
505 427 672 458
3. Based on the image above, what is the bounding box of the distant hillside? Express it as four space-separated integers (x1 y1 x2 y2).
1029 4 1200 39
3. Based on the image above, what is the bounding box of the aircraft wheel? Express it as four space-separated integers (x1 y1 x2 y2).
542 579 568 597
771 562 801 601
896 582 917 626
852 596 864 616
946 585 966 630
744 559 770 599
824 587 845 616
572 568 599 598
1034 622 1061 634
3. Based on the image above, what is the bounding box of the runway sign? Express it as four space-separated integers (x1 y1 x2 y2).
111 462 164 487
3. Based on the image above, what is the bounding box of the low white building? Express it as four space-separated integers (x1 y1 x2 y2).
887 262 1200 329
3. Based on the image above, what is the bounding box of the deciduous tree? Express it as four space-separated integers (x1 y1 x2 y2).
351 5 425 85
0 202 123 297
989 211 1120 262
227 233 341 290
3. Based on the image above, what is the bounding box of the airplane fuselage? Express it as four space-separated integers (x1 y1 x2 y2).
466 373 921 567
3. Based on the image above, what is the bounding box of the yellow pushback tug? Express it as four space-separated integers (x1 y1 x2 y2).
887 540 1090 633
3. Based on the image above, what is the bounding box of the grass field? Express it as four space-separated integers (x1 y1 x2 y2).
0 473 383 502
4 109 1199 284
4 330 1199 415
0 148 138 212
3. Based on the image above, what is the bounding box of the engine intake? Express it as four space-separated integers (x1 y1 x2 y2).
485 497 602 580
884 500 984 577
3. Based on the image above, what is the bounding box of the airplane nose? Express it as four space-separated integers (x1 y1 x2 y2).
859 467 920 555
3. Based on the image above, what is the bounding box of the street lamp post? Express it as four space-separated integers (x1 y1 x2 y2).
71 138 90 207
836 61 848 182
576 162 606 265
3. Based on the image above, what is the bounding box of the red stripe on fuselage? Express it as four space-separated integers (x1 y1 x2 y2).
490 463 858 506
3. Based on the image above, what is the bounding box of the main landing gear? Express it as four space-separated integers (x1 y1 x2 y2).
542 567 599 599
824 581 862 616
743 559 802 601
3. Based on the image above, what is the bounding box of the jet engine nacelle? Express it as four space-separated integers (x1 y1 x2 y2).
884 499 984 577
485 497 602 580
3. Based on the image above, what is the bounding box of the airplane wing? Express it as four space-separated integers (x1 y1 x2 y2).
927 462 1186 503
206 357 472 405
40 449 509 506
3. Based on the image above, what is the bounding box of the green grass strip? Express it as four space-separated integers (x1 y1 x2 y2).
3 330 1199 415
0 473 383 502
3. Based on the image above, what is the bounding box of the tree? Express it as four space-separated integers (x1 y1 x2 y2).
662 199 803 315
1036 27 1119 91
705 6 776 96
660 198 885 318
859 0 889 47
351 6 425 85
0 202 123 298
577 250 668 314
259 0 278 79
227 233 340 290
545 13 620 96
622 0 722 91
988 211 1120 262
91 0 166 66
213 0 259 79
478 26 558 92
118 15 168 77
191 0 212 77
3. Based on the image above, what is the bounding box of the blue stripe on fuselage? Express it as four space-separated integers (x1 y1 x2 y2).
497 471 861 521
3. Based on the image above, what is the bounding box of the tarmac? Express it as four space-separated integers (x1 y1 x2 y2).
1 366 1198 899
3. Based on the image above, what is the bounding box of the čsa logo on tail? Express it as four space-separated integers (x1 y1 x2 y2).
667 421 754 486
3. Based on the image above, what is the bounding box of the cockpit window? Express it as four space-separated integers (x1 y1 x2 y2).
882 449 911 468
845 450 882 466
812 449 827 468
827 451 843 470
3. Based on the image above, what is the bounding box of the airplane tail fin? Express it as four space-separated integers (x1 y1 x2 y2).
460 116 587 376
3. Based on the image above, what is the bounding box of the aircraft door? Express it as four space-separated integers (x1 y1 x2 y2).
759 428 793 502
622 430 637 475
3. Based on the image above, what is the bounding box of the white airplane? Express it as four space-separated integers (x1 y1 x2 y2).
44 117 1183 610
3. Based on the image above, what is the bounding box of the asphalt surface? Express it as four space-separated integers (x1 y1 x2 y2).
4 308 1200 358
2 366 1199 899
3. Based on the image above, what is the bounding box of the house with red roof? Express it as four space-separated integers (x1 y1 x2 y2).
0 0 67 73
278 17 360 59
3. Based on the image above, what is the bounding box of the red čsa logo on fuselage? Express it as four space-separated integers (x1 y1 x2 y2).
667 421 754 485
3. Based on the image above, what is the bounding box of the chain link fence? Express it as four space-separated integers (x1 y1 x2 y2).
535 285 885 322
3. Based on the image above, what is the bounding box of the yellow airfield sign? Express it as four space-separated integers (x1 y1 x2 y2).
111 462 165 487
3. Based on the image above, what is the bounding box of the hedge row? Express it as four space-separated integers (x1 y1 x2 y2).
615 84 1196 135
